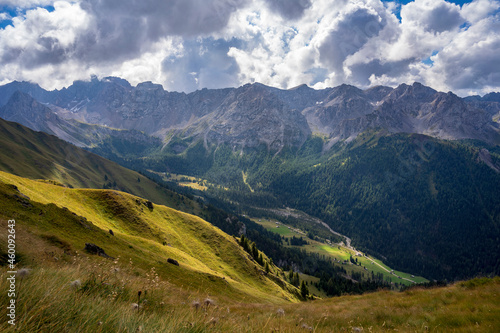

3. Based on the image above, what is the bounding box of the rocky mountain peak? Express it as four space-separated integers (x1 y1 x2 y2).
0 90 59 135
136 81 165 91
363 85 394 102
192 81 312 151
288 83 311 91
385 82 437 103
0 78 499 150
482 92 500 103
0 81 50 107
2 90 50 116
102 76 132 89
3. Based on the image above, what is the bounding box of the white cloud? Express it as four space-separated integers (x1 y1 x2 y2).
161 37 242 92
424 14 500 95
0 12 11 20
110 38 178 89
0 2 91 89
401 0 464 33
0 0 498 95
0 0 56 7
462 0 499 23
0 2 89 54
266 0 312 20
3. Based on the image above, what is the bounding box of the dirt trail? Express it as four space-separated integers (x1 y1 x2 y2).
268 207 353 249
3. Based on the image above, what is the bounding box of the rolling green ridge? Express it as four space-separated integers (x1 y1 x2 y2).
0 171 298 303
0 117 196 213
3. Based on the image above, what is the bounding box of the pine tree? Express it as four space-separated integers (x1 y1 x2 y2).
240 235 250 253
288 270 294 282
300 280 309 299
294 272 300 287
251 242 259 260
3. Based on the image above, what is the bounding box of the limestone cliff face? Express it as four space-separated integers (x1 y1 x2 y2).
302 84 376 135
327 83 500 144
1 78 499 150
180 83 311 151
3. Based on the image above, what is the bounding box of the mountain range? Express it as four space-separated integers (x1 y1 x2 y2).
1 77 499 283
1 77 499 151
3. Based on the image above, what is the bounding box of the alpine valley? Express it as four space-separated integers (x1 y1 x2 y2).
1 77 499 331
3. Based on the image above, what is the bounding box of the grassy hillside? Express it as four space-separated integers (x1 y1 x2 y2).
0 171 299 308
1 236 498 332
0 117 191 211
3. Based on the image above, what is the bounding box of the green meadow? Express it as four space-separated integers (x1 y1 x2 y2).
253 217 428 286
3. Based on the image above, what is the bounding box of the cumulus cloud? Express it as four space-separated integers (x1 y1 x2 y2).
461 0 499 23
317 7 385 72
71 0 250 64
0 0 251 89
226 0 396 89
108 38 178 88
0 12 11 22
401 0 464 33
0 2 90 67
0 0 498 95
1 0 250 67
265 0 312 20
314 4 388 85
162 37 243 92
0 0 55 7
348 58 415 86
425 14 500 95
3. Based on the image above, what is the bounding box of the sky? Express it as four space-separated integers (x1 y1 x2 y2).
0 0 498 96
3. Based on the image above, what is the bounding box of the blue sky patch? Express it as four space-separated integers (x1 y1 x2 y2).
422 50 439 67
0 6 16 29
460 21 471 30
0 5 55 29
382 0 475 21
382 0 474 5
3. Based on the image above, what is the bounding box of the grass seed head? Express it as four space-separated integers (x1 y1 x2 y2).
301 323 313 331
17 268 31 278
70 279 82 289
207 317 218 326
204 298 215 307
